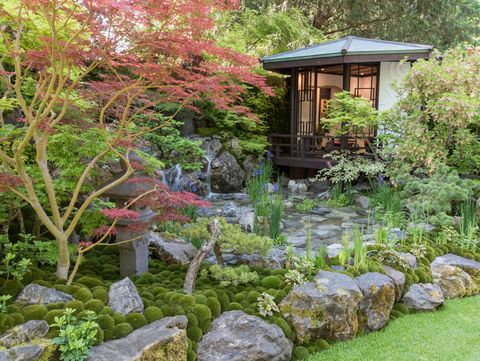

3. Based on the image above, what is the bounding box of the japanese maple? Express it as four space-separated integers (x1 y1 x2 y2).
0 0 269 279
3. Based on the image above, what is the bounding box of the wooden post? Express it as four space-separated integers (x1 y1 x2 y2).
183 219 221 294
341 64 351 149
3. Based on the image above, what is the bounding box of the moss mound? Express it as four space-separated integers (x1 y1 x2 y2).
73 288 93 302
97 314 115 330
113 322 133 339
22 304 48 321
144 306 163 323
84 299 105 313
64 300 84 313
206 297 221 318
43 309 65 325
126 312 148 330
187 325 202 342
0 279 23 297
77 276 104 288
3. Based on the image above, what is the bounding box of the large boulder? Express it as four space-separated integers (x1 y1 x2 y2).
196 311 292 361
398 252 417 269
0 321 49 348
430 254 480 298
211 151 245 193
108 277 144 315
149 232 197 265
355 272 396 331
0 343 52 361
383 266 406 301
15 284 73 306
403 283 444 311
88 316 188 361
279 271 363 342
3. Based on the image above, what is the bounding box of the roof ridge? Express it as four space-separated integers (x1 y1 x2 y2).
342 36 354 54
348 36 433 49
261 37 348 61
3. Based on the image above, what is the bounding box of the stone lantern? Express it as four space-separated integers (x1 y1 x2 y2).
103 152 155 277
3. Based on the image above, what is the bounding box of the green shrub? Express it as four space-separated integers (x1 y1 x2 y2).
193 304 211 324
22 304 48 321
100 306 114 316
64 300 84 313
194 294 208 305
126 313 148 330
9 312 24 326
92 288 108 304
77 276 104 288
0 279 23 297
187 313 199 327
261 275 282 289
144 306 163 323
206 297 221 318
84 299 105 313
228 302 243 311
113 322 133 339
293 346 310 360
187 325 202 342
112 313 126 325
43 309 65 325
73 288 93 302
97 314 115 330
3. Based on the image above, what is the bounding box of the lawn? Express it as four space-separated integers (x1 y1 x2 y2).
308 296 480 361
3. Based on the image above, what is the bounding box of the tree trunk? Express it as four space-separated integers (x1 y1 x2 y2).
16 210 26 234
32 215 41 238
56 235 71 280
213 243 224 267
184 219 221 294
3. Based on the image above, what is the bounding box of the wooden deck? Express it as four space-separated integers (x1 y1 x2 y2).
268 133 375 169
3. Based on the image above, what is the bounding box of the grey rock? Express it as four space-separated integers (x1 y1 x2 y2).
354 195 370 210
235 248 286 269
88 316 188 361
149 232 197 265
398 252 417 269
15 284 73 306
222 202 238 217
383 266 406 301
242 155 260 177
317 191 332 201
211 151 246 193
0 344 46 361
431 264 477 298
430 253 480 272
355 272 395 331
239 211 255 233
0 321 49 348
330 265 345 271
279 271 363 342
430 254 480 298
197 311 292 361
108 277 144 315
310 207 331 216
287 180 298 193
403 283 444 311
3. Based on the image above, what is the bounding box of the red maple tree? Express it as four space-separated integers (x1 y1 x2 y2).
0 0 269 279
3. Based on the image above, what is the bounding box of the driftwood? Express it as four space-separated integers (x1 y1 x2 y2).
183 218 221 294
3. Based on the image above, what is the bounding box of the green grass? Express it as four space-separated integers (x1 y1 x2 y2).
308 296 480 361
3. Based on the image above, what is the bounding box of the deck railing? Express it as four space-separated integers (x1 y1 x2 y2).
268 133 375 160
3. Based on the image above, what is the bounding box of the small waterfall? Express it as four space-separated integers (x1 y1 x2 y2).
204 143 215 198
163 164 183 191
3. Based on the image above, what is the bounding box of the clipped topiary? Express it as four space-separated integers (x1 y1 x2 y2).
206 297 221 318
100 306 114 316
84 299 105 313
112 313 126 325
9 312 24 326
77 276 104 288
144 306 163 323
0 279 23 297
92 288 108 304
21 304 48 321
192 304 211 323
194 294 208 305
228 302 243 311
187 325 202 342
293 346 310 360
73 288 93 302
43 309 65 325
97 314 115 330
126 313 148 330
113 322 133 339
64 300 84 313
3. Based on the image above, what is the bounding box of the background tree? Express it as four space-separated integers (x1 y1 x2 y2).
0 0 269 280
